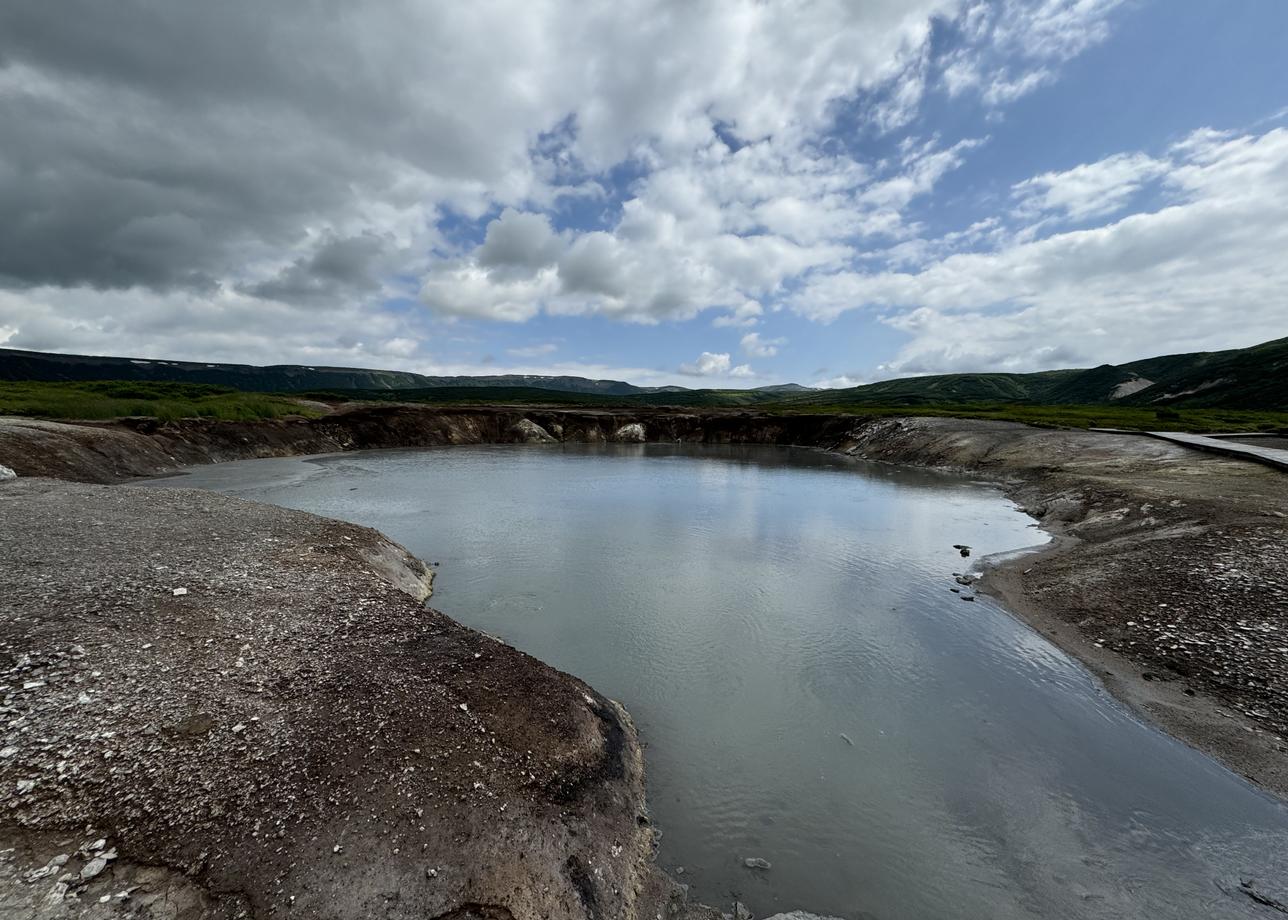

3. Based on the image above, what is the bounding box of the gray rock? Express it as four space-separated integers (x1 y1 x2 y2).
0 464 16 482
743 857 771 870
80 856 108 881
613 423 646 443
508 419 557 444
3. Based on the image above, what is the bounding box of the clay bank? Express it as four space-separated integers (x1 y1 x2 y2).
2 406 1288 919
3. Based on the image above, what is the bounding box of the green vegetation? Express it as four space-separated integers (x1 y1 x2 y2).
0 380 320 422
777 336 1288 411
2 379 1284 433
304 386 1287 432
758 400 1288 433
300 385 775 408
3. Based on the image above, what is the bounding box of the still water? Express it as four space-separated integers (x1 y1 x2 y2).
146 444 1288 919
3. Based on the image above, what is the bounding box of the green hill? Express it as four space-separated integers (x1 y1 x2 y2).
783 337 1288 411
0 348 675 396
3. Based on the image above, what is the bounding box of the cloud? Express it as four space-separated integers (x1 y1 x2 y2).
712 302 764 328
0 0 1133 367
477 210 565 278
814 374 867 389
1012 152 1169 222
790 126 1288 373
416 135 968 324
740 332 785 358
678 351 754 378
506 342 559 358
939 0 1126 107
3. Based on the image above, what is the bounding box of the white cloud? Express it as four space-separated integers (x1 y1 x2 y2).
416 135 970 325
740 332 785 358
712 302 764 328
477 210 565 277
940 0 1126 107
0 0 1135 368
678 351 754 378
815 374 867 389
506 342 559 358
1012 152 1169 221
790 126 1288 373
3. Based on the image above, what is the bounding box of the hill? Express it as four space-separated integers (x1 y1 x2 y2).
0 348 677 396
782 337 1288 411
2 336 1285 411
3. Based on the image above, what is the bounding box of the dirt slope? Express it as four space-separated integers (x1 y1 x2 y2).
0 478 712 920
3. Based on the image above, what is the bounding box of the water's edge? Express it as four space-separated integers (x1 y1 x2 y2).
2 409 1284 797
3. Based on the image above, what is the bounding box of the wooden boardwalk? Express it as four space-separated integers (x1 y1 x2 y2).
1090 428 1288 472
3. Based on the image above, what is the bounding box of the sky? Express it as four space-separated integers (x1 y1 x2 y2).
1 1 1286 389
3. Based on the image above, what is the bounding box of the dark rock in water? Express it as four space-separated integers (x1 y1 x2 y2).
961 595 976 602
959 547 971 557
744 857 772 871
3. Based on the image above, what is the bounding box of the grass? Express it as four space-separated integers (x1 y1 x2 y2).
4 380 1285 434
306 386 1287 433
0 380 321 422
759 400 1288 433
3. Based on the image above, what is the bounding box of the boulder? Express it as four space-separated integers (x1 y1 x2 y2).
508 419 557 444
613 423 646 443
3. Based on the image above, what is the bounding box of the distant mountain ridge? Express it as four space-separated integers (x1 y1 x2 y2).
778 336 1288 411
1 336 1284 409
0 348 677 396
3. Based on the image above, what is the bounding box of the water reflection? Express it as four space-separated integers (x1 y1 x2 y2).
144 443 1288 919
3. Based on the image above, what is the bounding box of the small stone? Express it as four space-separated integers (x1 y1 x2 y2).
80 856 108 881
743 857 771 871
172 587 188 596
426 867 438 878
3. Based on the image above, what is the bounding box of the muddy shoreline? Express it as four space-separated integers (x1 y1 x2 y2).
2 405 1287 916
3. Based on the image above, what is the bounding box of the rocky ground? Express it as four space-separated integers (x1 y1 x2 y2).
835 417 1288 797
0 478 715 920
